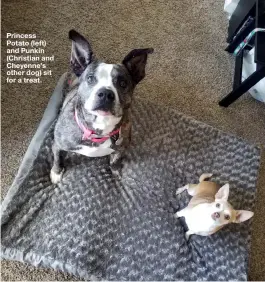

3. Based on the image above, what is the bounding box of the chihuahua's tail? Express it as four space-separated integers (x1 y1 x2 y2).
199 173 213 182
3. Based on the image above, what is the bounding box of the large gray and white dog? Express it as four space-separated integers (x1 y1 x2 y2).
50 30 153 183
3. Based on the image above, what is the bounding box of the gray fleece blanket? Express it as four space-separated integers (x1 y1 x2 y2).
1 74 261 281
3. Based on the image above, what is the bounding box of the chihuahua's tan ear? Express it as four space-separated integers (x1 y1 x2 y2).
234 210 254 223
215 183 230 201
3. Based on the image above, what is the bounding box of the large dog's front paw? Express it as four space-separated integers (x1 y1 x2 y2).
50 168 64 184
110 152 123 179
110 164 122 180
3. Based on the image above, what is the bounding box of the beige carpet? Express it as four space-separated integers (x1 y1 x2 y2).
1 0 265 280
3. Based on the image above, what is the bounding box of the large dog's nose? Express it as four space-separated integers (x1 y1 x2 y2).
97 89 115 102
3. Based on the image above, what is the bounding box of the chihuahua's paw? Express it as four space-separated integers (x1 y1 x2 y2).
185 231 193 241
175 208 187 218
176 185 188 195
50 168 64 184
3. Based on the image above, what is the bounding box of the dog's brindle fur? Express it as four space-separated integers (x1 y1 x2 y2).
50 30 153 183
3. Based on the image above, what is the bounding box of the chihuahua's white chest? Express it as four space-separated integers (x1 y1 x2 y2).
183 204 217 234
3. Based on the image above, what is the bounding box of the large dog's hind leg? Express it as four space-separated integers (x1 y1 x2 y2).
50 143 66 184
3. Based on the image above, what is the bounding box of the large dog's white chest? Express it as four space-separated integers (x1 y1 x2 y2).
72 138 114 157
72 113 121 157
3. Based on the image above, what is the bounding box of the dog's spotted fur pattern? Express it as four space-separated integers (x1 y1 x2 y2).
50 30 153 182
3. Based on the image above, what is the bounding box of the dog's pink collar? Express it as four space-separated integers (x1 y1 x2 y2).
74 109 120 143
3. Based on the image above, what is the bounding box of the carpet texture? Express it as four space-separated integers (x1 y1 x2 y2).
1 0 265 280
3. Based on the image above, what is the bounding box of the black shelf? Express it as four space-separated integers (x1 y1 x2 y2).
219 0 265 107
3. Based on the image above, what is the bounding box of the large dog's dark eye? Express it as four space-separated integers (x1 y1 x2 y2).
87 75 94 83
216 203 220 208
119 80 127 88
225 214 230 220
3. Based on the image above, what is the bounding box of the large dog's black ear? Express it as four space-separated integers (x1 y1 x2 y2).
69 29 93 76
122 48 154 84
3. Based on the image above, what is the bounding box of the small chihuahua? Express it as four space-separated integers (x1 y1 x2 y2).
175 173 254 240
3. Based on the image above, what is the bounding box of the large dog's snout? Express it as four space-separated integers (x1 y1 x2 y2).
93 88 116 112
97 89 115 103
